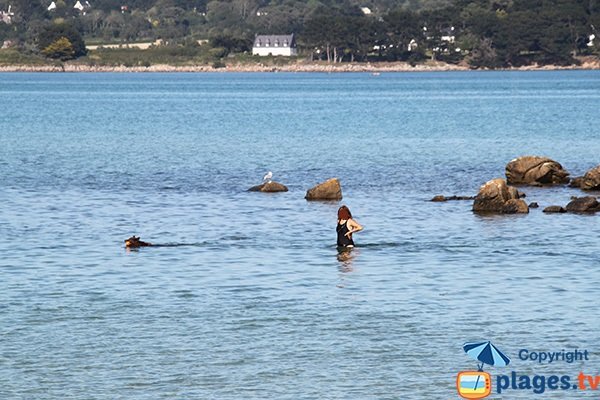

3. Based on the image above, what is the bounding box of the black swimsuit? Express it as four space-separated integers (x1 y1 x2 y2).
337 220 355 247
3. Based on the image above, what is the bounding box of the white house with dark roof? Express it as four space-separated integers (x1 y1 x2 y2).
441 26 456 43
253 34 297 56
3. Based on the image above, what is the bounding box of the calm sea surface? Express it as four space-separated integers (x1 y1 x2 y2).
1 71 600 399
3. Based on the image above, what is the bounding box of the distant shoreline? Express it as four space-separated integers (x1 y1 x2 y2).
1 58 600 73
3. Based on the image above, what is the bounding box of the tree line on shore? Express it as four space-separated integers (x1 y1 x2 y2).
0 0 598 67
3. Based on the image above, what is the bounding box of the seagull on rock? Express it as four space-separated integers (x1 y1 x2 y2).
263 171 273 183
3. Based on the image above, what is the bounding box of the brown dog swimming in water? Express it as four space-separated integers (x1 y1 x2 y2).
124 236 152 248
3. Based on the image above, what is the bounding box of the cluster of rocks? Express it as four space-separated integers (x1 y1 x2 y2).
432 155 600 215
568 165 600 190
248 178 343 201
544 196 600 213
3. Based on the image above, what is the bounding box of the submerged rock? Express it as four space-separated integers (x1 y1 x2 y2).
505 156 569 185
528 202 539 208
565 196 600 213
431 195 475 202
543 206 566 213
305 178 342 201
248 181 289 193
473 178 525 213
580 165 600 190
569 176 583 188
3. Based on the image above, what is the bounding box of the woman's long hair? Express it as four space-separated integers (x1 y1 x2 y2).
337 205 352 221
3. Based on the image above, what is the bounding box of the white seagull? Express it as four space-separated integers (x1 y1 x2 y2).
263 171 273 183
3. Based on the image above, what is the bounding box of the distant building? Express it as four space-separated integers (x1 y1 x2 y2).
0 5 13 24
360 7 372 15
408 38 418 51
440 27 456 43
253 34 297 57
74 1 91 14
48 2 57 11
423 26 456 43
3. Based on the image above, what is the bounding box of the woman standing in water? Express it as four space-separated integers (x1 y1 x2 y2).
337 205 363 248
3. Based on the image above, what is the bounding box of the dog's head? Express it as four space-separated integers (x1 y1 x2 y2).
124 236 142 247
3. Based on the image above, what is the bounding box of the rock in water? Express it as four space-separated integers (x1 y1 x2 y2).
502 199 529 214
565 196 600 213
528 202 539 208
473 178 524 213
431 195 475 202
580 165 600 190
305 178 342 201
505 156 569 185
248 181 289 192
569 177 583 188
543 206 566 213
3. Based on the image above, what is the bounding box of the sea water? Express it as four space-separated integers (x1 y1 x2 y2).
1 71 599 399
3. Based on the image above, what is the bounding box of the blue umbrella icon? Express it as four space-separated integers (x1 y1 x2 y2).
464 341 511 370
463 341 510 392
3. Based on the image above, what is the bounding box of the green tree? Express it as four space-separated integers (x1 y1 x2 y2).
209 33 252 54
250 4 307 35
121 11 153 41
465 36 500 68
302 6 369 62
37 22 87 58
384 9 424 60
103 10 126 40
41 36 75 60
